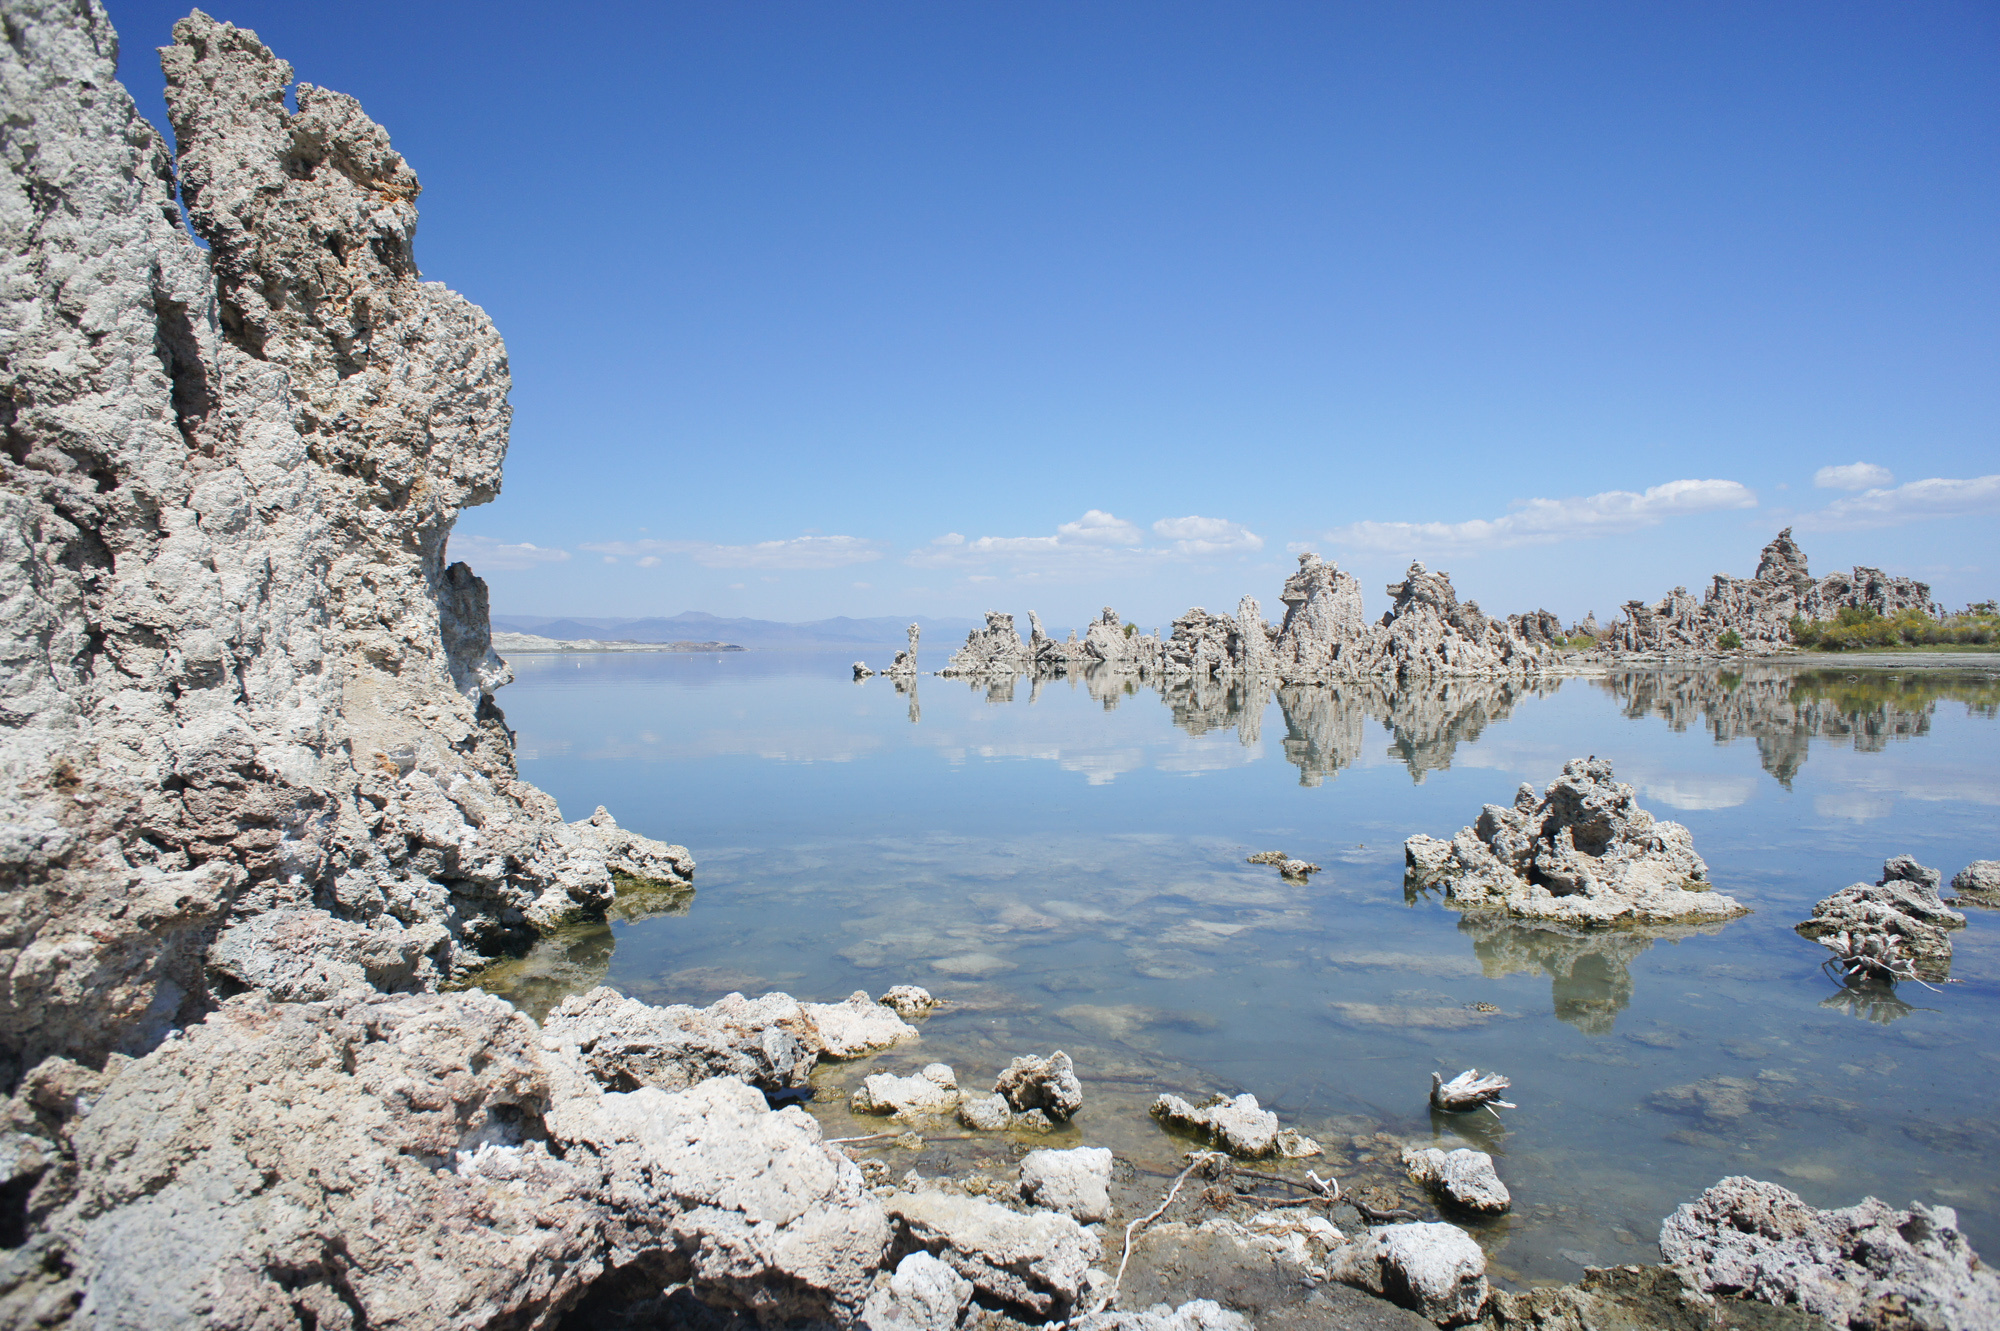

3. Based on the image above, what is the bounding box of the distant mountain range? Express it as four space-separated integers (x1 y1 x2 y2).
489 611 999 651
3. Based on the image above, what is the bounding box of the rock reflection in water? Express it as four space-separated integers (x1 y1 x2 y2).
1818 982 1929 1025
1457 917 1728 1035
1157 672 1547 786
1598 667 2000 786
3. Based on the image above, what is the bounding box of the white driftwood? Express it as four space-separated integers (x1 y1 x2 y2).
1430 1068 1517 1117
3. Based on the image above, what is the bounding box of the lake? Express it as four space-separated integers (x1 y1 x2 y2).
481 649 2000 1288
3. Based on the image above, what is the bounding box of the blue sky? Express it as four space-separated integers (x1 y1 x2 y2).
111 1 1997 627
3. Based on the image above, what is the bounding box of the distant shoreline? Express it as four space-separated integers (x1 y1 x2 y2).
492 631 745 654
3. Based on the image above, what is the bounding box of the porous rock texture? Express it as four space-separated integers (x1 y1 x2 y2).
852 1063 964 1119
0 1 691 1091
1405 758 1746 927
1795 856 1965 981
1658 1176 2000 1331
1118 1219 1430 1331
861 1251 973 1331
1601 528 1938 657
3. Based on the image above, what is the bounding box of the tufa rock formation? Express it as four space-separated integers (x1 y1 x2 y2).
1602 528 1938 657
1405 758 1747 927
0 2 691 1090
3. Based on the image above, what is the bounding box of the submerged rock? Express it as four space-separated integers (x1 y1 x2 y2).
1403 1146 1511 1215
995 1050 1085 1121
1405 758 1745 926
1019 1146 1114 1223
1658 1176 2000 1331
885 1190 1103 1318
1332 1222 1490 1326
1248 850 1320 880
1796 856 1966 980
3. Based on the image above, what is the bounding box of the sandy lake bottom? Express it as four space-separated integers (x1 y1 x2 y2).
478 650 2000 1288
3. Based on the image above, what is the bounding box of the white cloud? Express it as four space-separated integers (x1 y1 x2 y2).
581 535 885 569
1793 474 2000 532
1058 509 1145 545
636 555 661 568
1152 515 1264 554
1814 462 1894 491
446 535 572 571
1321 479 1757 557
909 510 1264 578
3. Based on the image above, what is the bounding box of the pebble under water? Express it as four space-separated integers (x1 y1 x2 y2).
478 650 2000 1288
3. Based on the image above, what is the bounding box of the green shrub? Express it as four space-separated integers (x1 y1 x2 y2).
1789 605 2000 651
1123 622 1136 639
1716 629 1743 650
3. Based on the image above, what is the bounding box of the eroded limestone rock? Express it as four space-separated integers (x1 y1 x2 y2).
809 990 923 1058
1951 859 2000 903
1019 1146 1114 1223
1151 1092 1302 1158
853 1064 964 1119
879 985 942 1018
1403 1146 1511 1215
995 1050 1084 1121
1405 758 1745 927
26 990 601 1330
1658 1176 2000 1331
885 1190 1103 1317
0 0 691 1085
861 1251 972 1331
1602 528 1937 657
538 986 816 1094
1332 1222 1489 1326
1795 856 1965 980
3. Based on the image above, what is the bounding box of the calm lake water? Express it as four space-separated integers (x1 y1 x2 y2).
485 650 2000 1287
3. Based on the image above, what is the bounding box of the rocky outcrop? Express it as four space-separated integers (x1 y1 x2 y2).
0 3 692 1089
1795 856 1965 981
1658 1176 2000 1331
1405 758 1746 926
1602 528 1939 657
862 1252 974 1331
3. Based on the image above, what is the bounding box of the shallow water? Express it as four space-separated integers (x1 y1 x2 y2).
488 650 2000 1286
